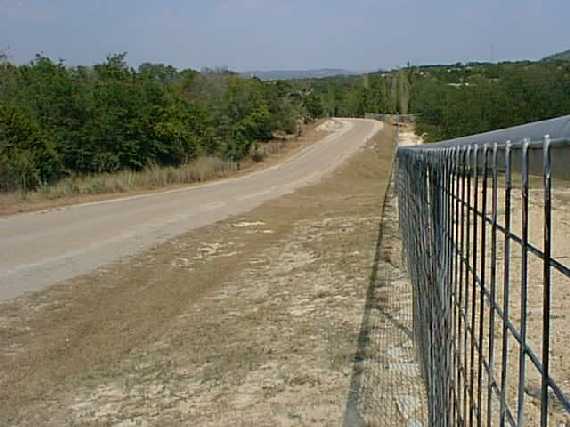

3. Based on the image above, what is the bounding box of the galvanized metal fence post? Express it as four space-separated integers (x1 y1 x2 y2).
395 116 570 426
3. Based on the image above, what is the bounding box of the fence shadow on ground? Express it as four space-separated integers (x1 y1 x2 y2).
342 183 391 427
343 176 427 427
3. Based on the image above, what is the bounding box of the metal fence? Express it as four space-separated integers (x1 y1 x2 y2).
396 115 570 426
365 113 417 124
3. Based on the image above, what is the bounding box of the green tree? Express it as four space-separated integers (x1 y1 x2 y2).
0 104 62 190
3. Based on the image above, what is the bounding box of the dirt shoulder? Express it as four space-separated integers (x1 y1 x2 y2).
0 120 329 217
0 125 395 425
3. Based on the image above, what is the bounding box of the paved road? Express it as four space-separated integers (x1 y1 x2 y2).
0 118 381 301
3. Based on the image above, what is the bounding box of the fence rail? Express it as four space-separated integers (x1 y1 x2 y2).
365 113 417 124
396 115 570 426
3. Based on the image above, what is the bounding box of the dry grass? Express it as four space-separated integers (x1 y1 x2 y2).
0 157 238 217
39 157 237 199
0 120 328 217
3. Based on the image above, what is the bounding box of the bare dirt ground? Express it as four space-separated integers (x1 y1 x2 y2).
397 125 423 146
461 175 570 426
344 173 427 427
0 126 403 425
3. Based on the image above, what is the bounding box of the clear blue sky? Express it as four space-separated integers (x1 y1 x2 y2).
1 0 569 71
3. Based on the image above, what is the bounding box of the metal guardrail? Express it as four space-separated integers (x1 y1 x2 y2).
365 113 417 124
396 116 570 426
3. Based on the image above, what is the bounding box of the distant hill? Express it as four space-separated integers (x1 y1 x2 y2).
240 68 359 81
542 49 570 62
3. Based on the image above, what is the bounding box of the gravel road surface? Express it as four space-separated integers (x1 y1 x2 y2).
0 118 381 301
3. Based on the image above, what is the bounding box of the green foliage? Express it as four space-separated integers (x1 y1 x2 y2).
138 62 179 84
4 52 567 193
410 62 570 141
0 53 312 192
304 93 324 120
297 60 570 143
0 103 62 191
302 73 398 118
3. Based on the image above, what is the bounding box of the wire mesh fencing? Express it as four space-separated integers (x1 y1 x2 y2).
396 116 570 426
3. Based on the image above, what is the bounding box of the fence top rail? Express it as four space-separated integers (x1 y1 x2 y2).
399 137 570 152
400 114 570 150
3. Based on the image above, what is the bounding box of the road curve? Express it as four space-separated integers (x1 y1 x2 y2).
0 118 382 301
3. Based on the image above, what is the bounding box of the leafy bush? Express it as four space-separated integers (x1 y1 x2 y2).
0 53 311 192
0 103 62 191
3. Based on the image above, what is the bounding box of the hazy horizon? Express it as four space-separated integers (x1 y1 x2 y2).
1 0 569 71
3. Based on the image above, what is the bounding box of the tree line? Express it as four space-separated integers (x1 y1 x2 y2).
2 52 569 192
301 60 570 142
0 53 318 192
